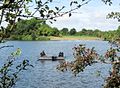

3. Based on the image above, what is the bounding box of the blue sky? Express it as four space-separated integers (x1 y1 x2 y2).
47 0 120 31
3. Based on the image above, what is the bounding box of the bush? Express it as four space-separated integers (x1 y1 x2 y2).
35 36 50 41
21 35 33 40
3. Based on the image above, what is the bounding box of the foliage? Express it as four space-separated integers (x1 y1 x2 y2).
60 28 69 35
69 28 76 35
7 21 120 41
57 44 120 88
104 46 120 88
104 62 120 88
10 35 50 41
77 28 93 36
5 19 52 40
75 27 120 41
7 18 60 40
75 28 102 38
0 48 33 88
35 36 50 41
21 35 33 40
38 23 59 36
52 27 60 36
107 12 120 22
57 44 98 76
103 26 120 41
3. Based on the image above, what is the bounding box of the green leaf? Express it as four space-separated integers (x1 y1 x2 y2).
95 70 101 77
16 48 21 56
11 48 21 57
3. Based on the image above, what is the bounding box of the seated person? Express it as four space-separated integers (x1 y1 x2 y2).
58 52 64 57
40 51 46 57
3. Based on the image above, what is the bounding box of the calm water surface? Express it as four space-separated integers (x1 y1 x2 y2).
0 40 112 88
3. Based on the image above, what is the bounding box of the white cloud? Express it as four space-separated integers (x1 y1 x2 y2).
48 3 120 31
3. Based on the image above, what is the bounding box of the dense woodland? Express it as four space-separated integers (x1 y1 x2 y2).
6 18 120 41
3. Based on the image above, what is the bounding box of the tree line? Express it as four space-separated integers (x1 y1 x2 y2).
6 18 120 41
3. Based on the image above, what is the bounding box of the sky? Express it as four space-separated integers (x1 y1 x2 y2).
0 0 119 31
47 0 120 31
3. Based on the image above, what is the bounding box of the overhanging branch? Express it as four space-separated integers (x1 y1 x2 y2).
0 45 14 50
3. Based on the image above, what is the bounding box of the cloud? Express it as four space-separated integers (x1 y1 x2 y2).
48 2 120 31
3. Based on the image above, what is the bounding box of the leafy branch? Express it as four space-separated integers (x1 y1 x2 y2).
0 48 33 88
57 44 120 88
0 45 14 50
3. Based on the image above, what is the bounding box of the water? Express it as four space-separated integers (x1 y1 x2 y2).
0 40 112 88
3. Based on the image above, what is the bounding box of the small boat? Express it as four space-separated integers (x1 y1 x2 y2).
39 56 64 61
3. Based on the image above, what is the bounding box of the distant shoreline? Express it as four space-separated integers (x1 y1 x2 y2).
49 36 102 41
7 36 102 41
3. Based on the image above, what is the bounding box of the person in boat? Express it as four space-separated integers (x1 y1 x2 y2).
58 52 64 57
40 50 46 57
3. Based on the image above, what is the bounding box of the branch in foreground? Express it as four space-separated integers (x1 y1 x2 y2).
0 45 14 49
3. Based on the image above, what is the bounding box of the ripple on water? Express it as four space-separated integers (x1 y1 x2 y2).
0 40 111 88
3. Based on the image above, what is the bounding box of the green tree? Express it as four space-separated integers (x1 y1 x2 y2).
60 28 69 35
94 29 102 37
13 18 43 35
69 28 76 35
80 28 87 35
52 27 60 36
38 23 53 36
